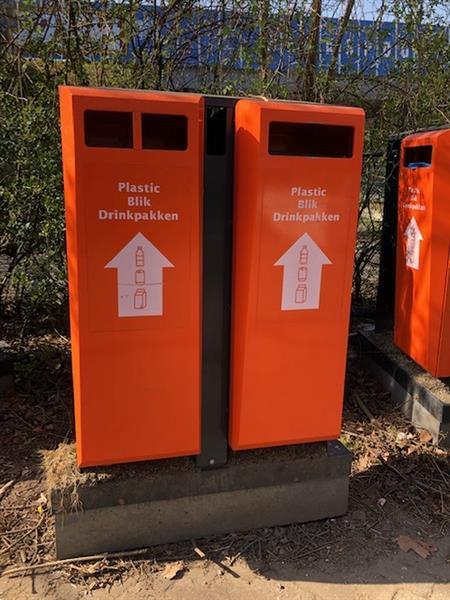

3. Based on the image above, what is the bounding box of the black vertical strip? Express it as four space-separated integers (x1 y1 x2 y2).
375 135 403 332
196 97 237 468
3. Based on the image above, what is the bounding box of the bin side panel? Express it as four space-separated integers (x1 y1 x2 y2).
60 88 84 454
435 133 450 375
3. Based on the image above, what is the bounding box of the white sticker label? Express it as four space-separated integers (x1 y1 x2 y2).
275 233 331 311
105 232 173 317
404 217 423 270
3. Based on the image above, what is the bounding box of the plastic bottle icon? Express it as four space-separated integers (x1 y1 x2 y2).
134 288 147 310
299 245 308 265
295 284 307 304
298 266 308 282
135 269 145 285
135 246 144 267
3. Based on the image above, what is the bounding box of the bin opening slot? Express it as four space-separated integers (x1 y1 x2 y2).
268 122 354 158
84 111 133 148
142 114 187 150
206 107 227 155
404 145 432 168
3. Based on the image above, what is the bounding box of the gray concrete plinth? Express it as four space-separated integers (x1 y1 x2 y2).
358 329 450 448
52 440 351 559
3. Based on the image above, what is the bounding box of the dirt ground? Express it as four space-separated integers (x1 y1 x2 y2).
0 334 449 599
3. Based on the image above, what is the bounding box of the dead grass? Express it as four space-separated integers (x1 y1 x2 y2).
40 444 81 513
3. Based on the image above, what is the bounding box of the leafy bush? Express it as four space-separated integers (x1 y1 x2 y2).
0 1 448 337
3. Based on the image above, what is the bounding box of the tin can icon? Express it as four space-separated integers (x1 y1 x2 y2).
299 245 308 265
135 269 145 285
135 246 144 267
298 266 308 282
134 288 147 310
295 284 307 304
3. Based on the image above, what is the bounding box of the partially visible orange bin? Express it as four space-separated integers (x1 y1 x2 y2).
394 129 450 376
60 87 203 467
229 99 365 450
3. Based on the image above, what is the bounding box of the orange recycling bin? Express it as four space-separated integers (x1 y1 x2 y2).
60 86 203 466
229 99 365 450
394 129 450 376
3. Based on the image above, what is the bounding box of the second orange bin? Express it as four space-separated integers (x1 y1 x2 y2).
229 99 365 450
394 128 450 376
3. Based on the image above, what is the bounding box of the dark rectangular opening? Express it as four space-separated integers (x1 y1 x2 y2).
404 145 432 168
84 110 133 148
141 113 188 150
268 122 354 158
206 107 227 155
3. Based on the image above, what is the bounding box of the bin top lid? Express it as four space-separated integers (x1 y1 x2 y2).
59 85 203 105
236 97 365 118
403 127 450 145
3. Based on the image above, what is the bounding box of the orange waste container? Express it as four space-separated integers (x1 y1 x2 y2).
229 99 365 450
394 128 450 376
60 86 203 466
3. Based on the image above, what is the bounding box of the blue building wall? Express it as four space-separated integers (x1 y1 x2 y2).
34 7 449 76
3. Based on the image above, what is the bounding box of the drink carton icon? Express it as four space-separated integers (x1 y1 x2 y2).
134 288 147 310
295 284 307 304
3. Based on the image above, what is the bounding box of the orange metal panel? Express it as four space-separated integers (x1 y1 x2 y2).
229 99 365 450
60 86 203 466
394 129 450 376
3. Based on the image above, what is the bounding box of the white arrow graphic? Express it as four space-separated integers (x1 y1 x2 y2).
275 233 331 311
105 232 173 317
404 217 423 270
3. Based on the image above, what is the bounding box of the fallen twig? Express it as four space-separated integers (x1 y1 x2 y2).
0 515 45 557
431 457 449 487
341 429 362 438
352 392 374 422
229 538 259 566
1 547 148 577
190 539 239 578
0 481 14 501
192 541 206 560
295 539 340 560
377 455 409 482
1 525 38 538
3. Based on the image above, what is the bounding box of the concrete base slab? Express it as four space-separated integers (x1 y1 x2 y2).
52 441 351 559
357 328 450 448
